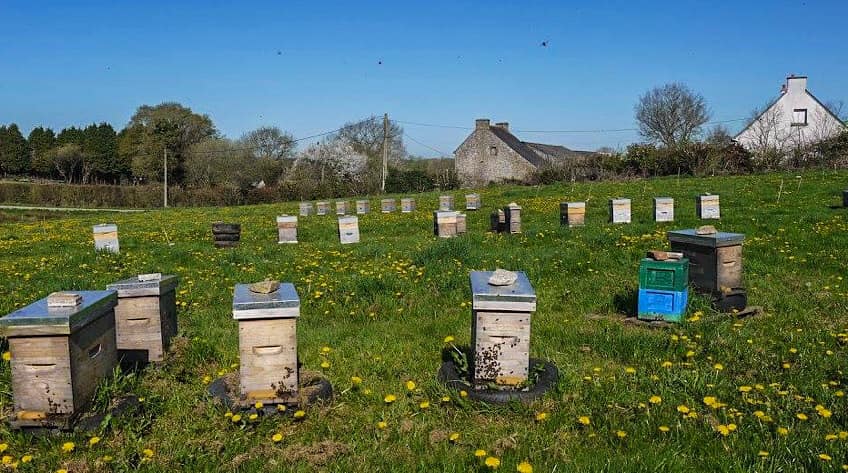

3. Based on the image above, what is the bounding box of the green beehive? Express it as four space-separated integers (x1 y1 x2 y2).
639 258 689 292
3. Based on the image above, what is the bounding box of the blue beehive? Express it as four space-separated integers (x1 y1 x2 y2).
637 288 688 322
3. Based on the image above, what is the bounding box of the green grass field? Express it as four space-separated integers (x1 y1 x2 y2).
1 170 847 472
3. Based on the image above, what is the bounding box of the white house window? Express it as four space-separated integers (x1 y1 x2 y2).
489 146 498 156
792 109 808 126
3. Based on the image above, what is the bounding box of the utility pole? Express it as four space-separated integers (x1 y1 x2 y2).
381 113 389 193
163 147 169 208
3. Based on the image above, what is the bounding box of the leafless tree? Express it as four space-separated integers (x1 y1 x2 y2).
635 83 710 147
239 126 296 160
705 124 733 146
825 100 847 122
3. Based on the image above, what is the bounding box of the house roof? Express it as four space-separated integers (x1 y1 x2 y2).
489 126 545 167
488 126 594 166
734 89 847 139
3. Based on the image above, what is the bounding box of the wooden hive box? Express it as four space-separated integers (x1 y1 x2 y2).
107 274 178 363
0 290 118 428
609 198 631 224
439 195 454 211
338 216 360 244
456 213 467 234
276 215 298 244
434 211 458 238
356 200 370 214
697 194 720 219
336 201 349 216
381 199 396 213
505 203 521 233
654 197 674 222
233 283 300 405
299 202 313 217
93 224 119 253
470 271 536 388
466 194 481 210
401 198 416 213
490 209 506 233
668 229 744 294
560 202 586 227
316 201 330 216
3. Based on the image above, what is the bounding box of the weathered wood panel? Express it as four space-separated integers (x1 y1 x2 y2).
472 311 530 387
238 318 298 403
356 200 370 214
9 336 74 414
610 198 631 224
338 216 360 244
439 195 454 211
401 198 415 213
697 194 720 219
560 202 586 227
68 311 118 411
654 197 674 222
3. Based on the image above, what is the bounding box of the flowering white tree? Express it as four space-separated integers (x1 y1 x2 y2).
293 136 368 190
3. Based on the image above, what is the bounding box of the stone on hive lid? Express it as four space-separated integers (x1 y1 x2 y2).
47 292 82 307
249 279 280 294
696 225 717 235
488 268 518 286
138 273 162 282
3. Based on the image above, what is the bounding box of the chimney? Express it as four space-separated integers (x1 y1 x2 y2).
494 122 509 132
475 118 491 131
786 75 807 95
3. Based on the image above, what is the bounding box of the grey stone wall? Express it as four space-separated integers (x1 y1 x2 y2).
455 121 536 187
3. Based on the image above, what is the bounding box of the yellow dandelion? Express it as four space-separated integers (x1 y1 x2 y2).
818 408 832 418
713 363 723 371
254 401 263 409
535 412 548 422
577 416 591 426
819 454 832 461
474 449 487 458
405 380 416 391
248 413 258 421
615 430 627 439
703 396 717 407
419 401 430 409
142 448 154 458
0 445 7 453
89 436 101 447
625 367 636 374
351 376 363 386
61 442 75 453
449 432 460 443
384 394 397 404
460 390 468 398
441 396 451 403
231 414 242 423
320 361 330 369
443 336 455 344
516 461 533 473
658 425 670 432
271 433 283 442
797 413 808 421
716 425 730 436
21 455 32 463
677 405 690 414
377 421 388 429
321 346 331 354
276 404 287 412
661 361 673 368
758 451 769 457
2 352 11 361
293 410 306 420
649 395 662 404
777 427 789 436
739 386 752 393
485 456 501 469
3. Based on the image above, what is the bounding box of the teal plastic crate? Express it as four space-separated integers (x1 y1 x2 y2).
639 257 689 292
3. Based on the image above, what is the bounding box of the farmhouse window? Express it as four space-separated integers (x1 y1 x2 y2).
489 146 498 156
792 109 808 126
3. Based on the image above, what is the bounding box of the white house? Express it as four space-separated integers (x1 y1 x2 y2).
734 75 845 151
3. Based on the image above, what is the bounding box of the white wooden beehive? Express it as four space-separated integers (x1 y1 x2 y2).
107 274 179 363
276 215 298 244
338 216 360 244
609 198 631 224
93 224 120 253
697 194 720 219
654 197 674 222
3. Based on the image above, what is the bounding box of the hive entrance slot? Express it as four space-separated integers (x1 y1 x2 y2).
88 344 103 359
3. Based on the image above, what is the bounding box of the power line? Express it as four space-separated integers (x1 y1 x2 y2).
396 117 750 135
401 132 450 157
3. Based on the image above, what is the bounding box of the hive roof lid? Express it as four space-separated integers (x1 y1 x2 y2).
471 271 536 308
0 290 117 336
667 229 745 247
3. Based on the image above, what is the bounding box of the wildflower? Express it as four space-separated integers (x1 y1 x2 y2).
485 456 501 469
254 402 263 409
444 336 455 344
758 451 769 457
661 361 673 368
1 456 12 465
625 367 636 374
441 396 451 403
739 386 752 393
405 380 416 391
449 432 460 443
89 436 101 446
21 455 32 463
713 363 724 371
57 470 68 473
2 352 10 361
615 430 627 439
716 425 730 436
0 445 7 453
293 410 306 420
276 405 287 412
658 425 670 432
62 442 75 453
727 423 737 431
516 461 533 473
248 413 258 421
377 421 387 429
649 395 662 404
474 449 487 458
351 376 363 386
535 412 548 422
796 413 808 421
272 433 283 442
460 390 468 398
577 416 591 426
321 346 331 354
817 407 833 418
231 414 242 423
384 394 397 404
142 448 154 458
777 427 789 436
419 401 430 409
677 405 690 414
819 454 832 461
320 361 330 369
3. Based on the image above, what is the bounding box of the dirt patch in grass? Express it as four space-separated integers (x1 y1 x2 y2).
429 429 448 444
283 440 351 467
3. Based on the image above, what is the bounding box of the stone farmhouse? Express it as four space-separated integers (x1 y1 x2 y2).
454 119 597 187
734 75 846 151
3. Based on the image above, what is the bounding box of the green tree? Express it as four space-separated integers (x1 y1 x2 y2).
82 123 121 183
120 102 218 183
27 126 57 177
0 124 31 176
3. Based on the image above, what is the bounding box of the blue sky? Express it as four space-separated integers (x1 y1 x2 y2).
1 0 846 156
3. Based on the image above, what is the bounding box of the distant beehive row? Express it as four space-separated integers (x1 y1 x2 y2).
560 194 720 226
